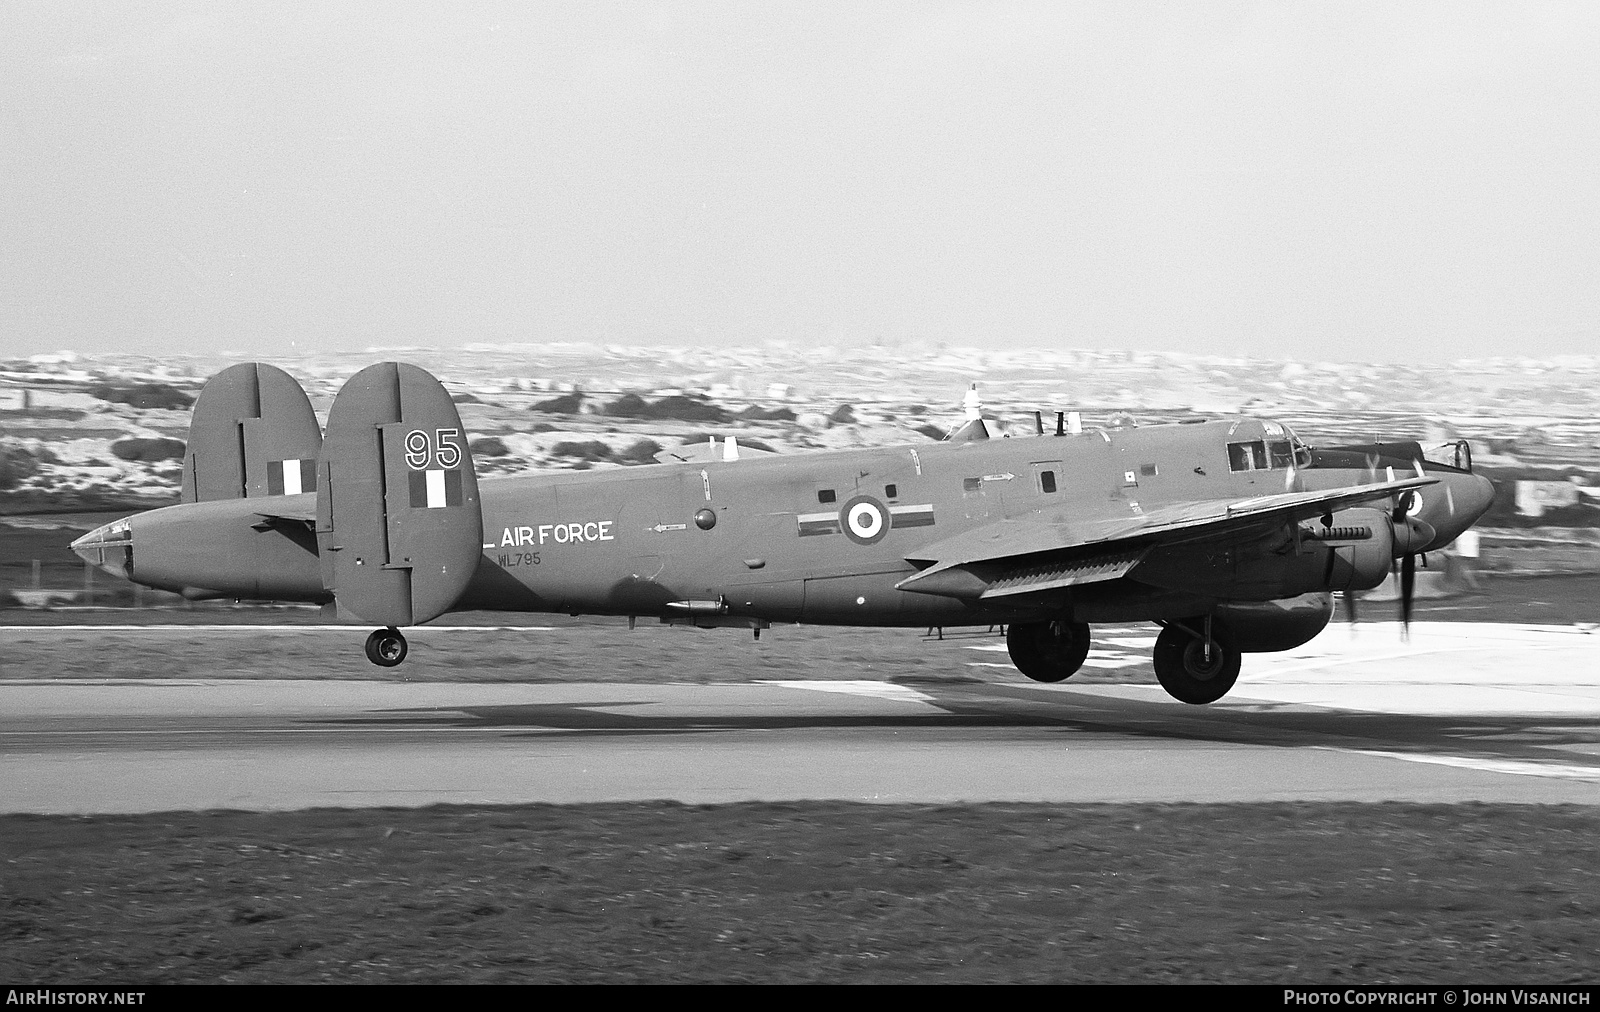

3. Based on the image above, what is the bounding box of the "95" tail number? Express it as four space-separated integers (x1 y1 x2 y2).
404 428 462 470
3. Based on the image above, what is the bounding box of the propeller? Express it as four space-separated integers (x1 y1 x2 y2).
1345 456 1451 638
1391 484 1431 639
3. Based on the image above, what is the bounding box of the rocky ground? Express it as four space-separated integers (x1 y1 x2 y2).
5 344 1600 517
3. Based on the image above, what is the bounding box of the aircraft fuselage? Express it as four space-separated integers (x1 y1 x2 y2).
90 416 1495 632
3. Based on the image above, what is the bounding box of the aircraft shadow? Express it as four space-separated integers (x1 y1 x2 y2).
316 681 1600 774
992 681 1600 771
323 697 1078 737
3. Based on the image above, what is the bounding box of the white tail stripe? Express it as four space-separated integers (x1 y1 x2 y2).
281 459 302 496
426 468 447 508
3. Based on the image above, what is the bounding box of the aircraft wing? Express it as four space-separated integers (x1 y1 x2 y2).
896 474 1435 600
655 438 779 464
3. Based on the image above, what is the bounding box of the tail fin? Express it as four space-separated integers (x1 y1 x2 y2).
181 363 323 503
315 362 482 627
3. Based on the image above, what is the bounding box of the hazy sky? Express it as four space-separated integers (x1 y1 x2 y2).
4 2 1599 362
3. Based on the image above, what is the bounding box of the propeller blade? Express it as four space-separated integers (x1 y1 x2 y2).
1400 553 1415 638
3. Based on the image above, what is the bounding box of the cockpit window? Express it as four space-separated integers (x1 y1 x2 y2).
1228 440 1268 472
1230 421 1310 471
1280 423 1312 468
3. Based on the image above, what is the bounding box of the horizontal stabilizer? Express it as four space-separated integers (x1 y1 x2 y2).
251 496 318 524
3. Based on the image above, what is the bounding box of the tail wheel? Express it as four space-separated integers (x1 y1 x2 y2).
1152 620 1240 704
1006 620 1092 683
364 627 408 667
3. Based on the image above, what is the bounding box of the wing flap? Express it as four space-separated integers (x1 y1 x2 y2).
896 545 1147 598
978 547 1149 599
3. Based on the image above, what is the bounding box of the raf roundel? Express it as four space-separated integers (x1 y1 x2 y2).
841 495 889 545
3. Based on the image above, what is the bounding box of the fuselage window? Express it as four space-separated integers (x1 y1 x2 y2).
1040 471 1056 494
1227 440 1268 472
1269 441 1295 469
962 477 981 492
885 483 898 500
818 489 837 504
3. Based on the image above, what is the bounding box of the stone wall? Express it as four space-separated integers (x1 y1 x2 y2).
1477 528 1600 575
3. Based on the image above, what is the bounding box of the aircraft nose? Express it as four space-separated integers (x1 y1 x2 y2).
1423 472 1497 552
70 517 134 579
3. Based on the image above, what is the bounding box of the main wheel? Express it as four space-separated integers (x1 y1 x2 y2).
364 627 408 667
1006 620 1092 683
1152 620 1240 704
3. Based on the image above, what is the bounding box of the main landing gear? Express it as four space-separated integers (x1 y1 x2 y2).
1152 618 1240 704
1006 620 1092 683
365 627 408 667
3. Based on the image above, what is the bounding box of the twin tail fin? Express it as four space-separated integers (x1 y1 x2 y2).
183 360 482 627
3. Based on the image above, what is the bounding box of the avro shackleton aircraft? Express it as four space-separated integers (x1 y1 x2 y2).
71 362 1495 704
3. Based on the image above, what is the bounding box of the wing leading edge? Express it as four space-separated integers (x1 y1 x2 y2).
895 474 1435 600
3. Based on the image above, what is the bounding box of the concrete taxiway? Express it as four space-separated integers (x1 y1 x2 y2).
3 621 1599 813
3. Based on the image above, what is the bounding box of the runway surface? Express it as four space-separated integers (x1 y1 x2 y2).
4 621 1600 813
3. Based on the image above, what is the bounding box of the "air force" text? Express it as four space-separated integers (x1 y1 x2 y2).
499 522 614 547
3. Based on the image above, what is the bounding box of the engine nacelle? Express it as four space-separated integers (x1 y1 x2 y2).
1135 507 1396 601
1312 507 1396 592
1214 592 1334 653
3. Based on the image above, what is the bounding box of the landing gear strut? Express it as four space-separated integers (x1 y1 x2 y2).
1006 620 1092 683
364 627 408 667
1152 618 1239 704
